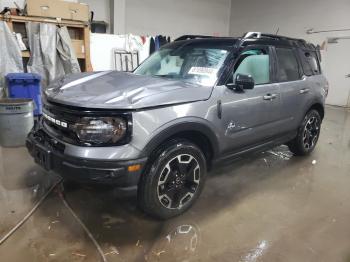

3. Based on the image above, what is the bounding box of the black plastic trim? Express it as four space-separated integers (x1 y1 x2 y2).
140 121 220 159
26 131 147 186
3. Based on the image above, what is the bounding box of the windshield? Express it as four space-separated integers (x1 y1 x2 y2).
134 44 229 86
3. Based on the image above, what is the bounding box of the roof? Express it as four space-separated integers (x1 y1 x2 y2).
173 33 318 51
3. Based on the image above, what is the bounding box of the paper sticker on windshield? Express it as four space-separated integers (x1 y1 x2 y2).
188 67 218 76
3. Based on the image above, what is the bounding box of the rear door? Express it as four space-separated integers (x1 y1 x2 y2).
274 46 310 132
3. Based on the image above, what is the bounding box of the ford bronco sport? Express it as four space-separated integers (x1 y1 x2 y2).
26 32 328 219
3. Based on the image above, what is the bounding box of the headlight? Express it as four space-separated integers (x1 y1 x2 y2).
73 117 127 144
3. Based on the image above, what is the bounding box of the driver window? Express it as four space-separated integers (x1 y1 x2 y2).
231 49 270 85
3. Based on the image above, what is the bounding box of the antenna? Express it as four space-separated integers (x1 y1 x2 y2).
275 28 280 35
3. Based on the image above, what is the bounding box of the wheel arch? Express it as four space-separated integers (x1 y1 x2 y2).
307 102 325 119
140 121 220 167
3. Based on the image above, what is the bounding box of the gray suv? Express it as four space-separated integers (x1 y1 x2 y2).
26 32 328 219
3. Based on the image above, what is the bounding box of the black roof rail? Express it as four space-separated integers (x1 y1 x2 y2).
173 33 316 51
241 32 317 49
174 35 214 41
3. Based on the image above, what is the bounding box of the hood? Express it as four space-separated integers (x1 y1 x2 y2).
45 71 213 109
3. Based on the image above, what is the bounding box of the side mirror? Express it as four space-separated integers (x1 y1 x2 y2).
226 74 255 91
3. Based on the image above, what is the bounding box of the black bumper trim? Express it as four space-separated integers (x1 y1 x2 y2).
26 131 147 187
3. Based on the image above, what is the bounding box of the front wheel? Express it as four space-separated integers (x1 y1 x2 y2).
138 140 207 219
288 109 322 156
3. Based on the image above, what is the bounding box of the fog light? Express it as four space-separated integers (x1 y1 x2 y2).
128 164 141 172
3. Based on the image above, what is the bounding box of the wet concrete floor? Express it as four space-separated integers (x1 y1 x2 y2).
0 105 349 262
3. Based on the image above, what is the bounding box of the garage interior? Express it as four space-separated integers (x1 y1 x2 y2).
0 0 350 261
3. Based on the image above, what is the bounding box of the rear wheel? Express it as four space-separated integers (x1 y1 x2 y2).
288 110 322 156
138 140 207 219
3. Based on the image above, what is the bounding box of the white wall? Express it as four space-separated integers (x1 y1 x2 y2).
124 0 231 38
86 0 214 37
229 0 350 45
229 0 350 107
112 0 126 34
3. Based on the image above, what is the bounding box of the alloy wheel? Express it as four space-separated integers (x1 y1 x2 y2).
303 116 320 150
157 154 200 209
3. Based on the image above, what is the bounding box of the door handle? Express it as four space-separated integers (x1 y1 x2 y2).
263 93 277 100
345 74 350 78
299 88 310 94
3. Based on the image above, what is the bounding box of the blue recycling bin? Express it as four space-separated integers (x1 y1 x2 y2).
6 73 42 115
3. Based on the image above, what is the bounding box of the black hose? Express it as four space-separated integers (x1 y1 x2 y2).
0 178 63 245
57 184 108 262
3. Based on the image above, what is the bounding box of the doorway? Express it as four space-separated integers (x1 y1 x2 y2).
324 37 350 107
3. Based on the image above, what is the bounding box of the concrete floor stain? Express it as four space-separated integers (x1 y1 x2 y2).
0 106 349 261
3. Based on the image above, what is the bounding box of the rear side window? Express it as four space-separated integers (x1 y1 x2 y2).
275 48 301 82
300 51 321 76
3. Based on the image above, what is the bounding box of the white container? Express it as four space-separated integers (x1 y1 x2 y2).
0 98 34 147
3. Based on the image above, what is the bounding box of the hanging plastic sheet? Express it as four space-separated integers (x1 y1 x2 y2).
27 22 80 88
0 21 24 97
26 22 43 80
56 26 81 74
26 22 51 88
39 23 65 86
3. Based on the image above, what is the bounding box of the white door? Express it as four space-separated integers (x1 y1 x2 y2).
324 38 350 107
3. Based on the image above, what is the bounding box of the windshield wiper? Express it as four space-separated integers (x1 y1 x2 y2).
154 74 178 79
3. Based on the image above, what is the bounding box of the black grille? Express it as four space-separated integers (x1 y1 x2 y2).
43 121 78 144
42 101 133 147
43 102 81 144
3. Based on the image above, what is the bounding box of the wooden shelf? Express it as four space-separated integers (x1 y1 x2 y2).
0 14 87 28
1 14 92 71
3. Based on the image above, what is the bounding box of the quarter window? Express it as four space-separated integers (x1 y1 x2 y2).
301 51 321 76
276 48 301 82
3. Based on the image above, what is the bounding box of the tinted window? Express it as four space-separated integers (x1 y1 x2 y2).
232 49 270 85
276 48 301 82
301 51 320 75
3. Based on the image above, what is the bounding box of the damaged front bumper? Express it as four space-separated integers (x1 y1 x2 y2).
25 124 147 187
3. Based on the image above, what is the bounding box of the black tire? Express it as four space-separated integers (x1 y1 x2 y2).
138 139 207 219
288 110 322 156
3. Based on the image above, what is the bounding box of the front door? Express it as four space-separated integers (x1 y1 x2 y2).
214 46 282 154
324 37 350 107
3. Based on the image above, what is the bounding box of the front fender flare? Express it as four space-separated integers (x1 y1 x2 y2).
140 119 220 159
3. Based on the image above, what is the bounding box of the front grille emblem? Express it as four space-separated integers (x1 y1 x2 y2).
43 112 68 128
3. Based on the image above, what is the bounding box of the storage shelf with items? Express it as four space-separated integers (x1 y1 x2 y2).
0 14 92 72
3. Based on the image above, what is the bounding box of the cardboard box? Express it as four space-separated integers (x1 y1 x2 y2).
26 0 89 22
